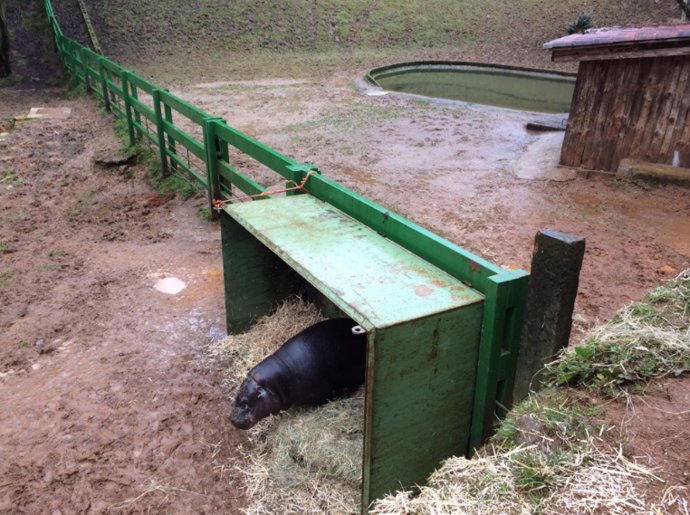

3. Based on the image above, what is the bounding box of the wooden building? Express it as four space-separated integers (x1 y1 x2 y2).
544 24 690 172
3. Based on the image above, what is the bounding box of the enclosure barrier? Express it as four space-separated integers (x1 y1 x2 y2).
43 1 529 510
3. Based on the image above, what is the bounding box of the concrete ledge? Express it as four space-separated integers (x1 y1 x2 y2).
618 158 690 185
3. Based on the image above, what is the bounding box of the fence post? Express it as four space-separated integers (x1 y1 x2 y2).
513 230 585 403
80 47 90 92
130 82 142 130
97 58 110 112
203 117 224 220
163 90 178 173
152 89 170 177
120 71 136 147
469 269 529 452
73 40 86 86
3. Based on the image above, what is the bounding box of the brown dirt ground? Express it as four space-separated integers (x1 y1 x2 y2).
1 58 689 513
0 90 246 513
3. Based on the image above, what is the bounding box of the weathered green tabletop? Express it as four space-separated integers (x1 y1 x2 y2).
223 194 483 329
221 194 485 510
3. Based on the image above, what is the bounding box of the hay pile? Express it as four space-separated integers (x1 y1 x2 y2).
208 298 364 514
547 270 690 394
370 391 677 515
370 272 690 515
209 275 689 514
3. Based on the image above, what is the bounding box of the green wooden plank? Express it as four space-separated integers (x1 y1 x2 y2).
130 100 156 122
158 89 212 124
167 152 208 187
105 80 124 98
468 270 529 452
162 120 205 160
214 122 303 180
218 161 267 197
132 120 157 144
220 212 306 332
126 73 156 94
303 173 507 293
223 195 483 329
100 56 123 75
363 308 483 507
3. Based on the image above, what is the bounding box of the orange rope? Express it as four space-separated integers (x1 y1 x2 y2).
213 170 318 210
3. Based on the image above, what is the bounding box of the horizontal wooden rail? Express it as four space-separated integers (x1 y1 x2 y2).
43 0 530 461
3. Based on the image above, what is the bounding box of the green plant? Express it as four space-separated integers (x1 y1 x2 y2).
145 154 201 200
1 169 23 188
197 205 213 221
492 389 603 451
18 340 28 348
64 81 87 98
0 241 10 253
565 12 593 35
48 249 67 258
545 274 690 395
67 190 96 218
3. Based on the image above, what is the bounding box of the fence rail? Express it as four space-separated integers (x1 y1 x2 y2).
43 0 307 211
42 0 530 452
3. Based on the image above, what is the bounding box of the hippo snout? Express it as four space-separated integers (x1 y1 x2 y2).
230 405 256 430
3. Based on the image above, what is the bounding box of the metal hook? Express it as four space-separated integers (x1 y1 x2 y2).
351 325 366 335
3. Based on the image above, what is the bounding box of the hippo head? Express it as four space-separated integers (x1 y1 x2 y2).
230 374 282 430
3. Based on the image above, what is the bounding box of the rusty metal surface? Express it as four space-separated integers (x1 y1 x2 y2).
544 23 690 50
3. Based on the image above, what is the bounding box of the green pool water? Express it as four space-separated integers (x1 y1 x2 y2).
369 63 576 114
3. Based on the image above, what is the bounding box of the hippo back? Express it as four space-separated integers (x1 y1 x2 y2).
273 318 367 406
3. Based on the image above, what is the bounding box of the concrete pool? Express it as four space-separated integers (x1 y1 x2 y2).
368 61 576 113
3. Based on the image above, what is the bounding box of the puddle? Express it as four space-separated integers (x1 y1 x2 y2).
513 132 577 181
26 107 72 120
154 277 187 295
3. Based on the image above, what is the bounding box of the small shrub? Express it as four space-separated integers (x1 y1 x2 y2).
566 12 593 35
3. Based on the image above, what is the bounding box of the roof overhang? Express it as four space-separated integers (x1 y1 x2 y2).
544 24 690 62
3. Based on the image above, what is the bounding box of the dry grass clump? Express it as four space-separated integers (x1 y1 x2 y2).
546 270 690 395
241 390 364 514
208 296 325 387
371 273 690 515
208 297 363 514
370 390 670 515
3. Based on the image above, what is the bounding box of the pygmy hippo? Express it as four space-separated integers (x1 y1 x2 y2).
230 318 367 430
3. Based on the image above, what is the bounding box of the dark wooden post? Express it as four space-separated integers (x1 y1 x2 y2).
0 7 10 78
513 229 585 403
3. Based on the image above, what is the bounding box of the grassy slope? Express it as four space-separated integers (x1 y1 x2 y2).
81 0 679 66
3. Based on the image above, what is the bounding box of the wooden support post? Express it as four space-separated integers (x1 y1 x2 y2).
513 229 585 403
163 96 178 173
152 89 170 177
129 83 142 134
203 117 224 220
80 47 90 92
120 71 136 147
97 57 110 112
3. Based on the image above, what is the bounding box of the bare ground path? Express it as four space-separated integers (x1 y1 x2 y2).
0 90 245 513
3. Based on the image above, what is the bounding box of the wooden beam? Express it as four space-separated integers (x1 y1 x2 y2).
552 42 690 62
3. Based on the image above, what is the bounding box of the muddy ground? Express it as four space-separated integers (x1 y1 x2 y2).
1 61 689 513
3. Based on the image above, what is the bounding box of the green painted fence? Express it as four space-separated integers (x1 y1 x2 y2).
43 0 528 471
